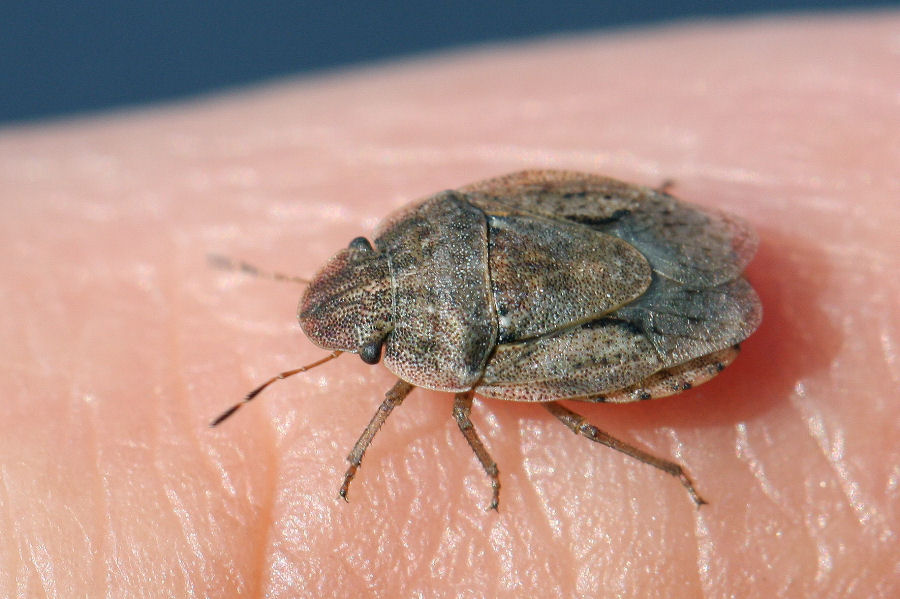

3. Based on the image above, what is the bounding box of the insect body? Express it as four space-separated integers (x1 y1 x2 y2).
213 170 762 510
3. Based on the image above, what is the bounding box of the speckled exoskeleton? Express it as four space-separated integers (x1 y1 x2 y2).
212 170 762 510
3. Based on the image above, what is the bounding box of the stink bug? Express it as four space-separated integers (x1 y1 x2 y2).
212 170 762 510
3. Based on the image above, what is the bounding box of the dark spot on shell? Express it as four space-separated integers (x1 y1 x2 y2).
567 209 632 228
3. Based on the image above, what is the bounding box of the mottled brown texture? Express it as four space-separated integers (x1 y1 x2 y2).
300 170 760 403
597 346 741 403
480 319 663 400
614 277 760 366
486 211 650 343
298 247 392 354
462 170 758 286
294 170 760 508
379 192 496 390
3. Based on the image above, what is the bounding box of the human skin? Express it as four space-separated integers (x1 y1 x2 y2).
1 11 898 599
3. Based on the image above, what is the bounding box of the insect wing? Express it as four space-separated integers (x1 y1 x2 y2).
467 170 762 402
485 212 650 343
462 169 758 287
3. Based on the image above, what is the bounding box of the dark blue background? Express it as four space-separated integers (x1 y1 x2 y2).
0 1 887 125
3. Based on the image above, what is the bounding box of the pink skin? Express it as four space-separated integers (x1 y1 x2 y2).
1 12 898 598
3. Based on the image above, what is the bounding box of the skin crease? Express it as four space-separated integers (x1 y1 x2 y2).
0 12 898 599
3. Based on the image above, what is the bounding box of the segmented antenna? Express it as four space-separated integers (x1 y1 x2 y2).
211 350 343 426
207 254 310 285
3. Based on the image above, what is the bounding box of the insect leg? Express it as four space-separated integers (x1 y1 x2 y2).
452 391 501 511
339 379 415 502
543 402 707 507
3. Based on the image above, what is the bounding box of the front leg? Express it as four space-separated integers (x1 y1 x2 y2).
339 379 415 502
452 391 501 511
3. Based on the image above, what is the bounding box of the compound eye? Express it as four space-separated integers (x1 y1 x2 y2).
348 237 374 252
358 338 383 364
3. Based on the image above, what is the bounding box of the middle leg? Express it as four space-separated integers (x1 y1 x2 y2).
453 391 501 511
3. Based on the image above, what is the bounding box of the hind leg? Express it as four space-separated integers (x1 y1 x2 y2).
544 402 707 506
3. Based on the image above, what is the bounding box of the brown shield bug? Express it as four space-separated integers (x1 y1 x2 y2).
212 170 762 511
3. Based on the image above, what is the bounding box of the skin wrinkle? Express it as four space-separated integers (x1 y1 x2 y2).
85 400 111 598
733 422 786 508
206 287 300 595
831 433 885 531
333 543 370 595
154 270 206 597
804 507 834 586
692 515 713 594
729 422 829 587
657 426 713 592
506 407 576 563
100 462 119 598
237 411 280 598
405 514 440 593
792 392 885 532
780 397 836 576
513 445 568 592
0 468 18 595
21 538 50 599
486 522 515 592
162 484 203 571
881 329 899 388
789 391 890 590
163 257 214 590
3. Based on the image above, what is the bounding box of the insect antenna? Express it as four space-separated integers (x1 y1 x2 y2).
210 350 342 426
207 254 310 285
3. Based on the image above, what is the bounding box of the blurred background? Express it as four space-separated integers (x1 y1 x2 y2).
0 1 890 126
